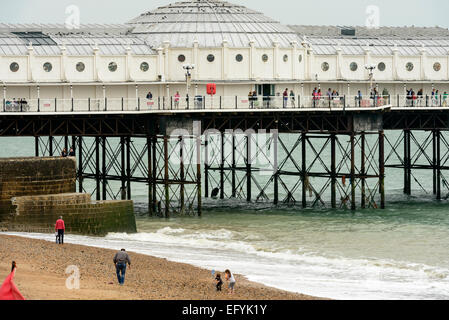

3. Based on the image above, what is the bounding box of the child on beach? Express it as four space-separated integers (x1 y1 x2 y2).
224 269 235 294
215 273 223 291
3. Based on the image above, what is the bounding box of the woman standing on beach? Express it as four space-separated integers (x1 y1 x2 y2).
224 269 235 294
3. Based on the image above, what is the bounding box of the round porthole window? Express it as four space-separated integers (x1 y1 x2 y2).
178 54 186 63
140 62 149 72
108 62 118 72
298 54 303 63
76 62 85 72
236 54 243 62
10 62 19 72
207 54 215 62
262 54 269 62
43 62 53 72
406 62 414 72
378 62 386 72
350 62 358 71
283 54 288 62
321 62 329 72
434 62 441 72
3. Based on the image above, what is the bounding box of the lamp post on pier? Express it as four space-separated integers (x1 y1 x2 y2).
183 64 195 107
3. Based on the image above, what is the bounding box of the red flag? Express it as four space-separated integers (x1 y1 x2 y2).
0 269 25 300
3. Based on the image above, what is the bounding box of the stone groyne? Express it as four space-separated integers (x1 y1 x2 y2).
0 157 136 236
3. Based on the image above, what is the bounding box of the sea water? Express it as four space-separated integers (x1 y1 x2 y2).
2 134 449 300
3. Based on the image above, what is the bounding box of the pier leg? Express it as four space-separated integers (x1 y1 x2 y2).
78 136 83 193
273 130 279 205
331 133 336 209
164 136 170 218
246 133 252 202
49 136 54 156
95 137 100 201
232 133 236 198
404 130 411 195
350 133 356 211
35 137 39 157
120 137 126 200
147 135 153 216
180 136 185 214
152 136 157 214
102 136 107 200
361 133 366 209
197 134 202 217
126 137 131 200
379 131 385 209
220 132 225 200
302 132 307 208
433 130 437 195
204 137 209 198
437 130 441 200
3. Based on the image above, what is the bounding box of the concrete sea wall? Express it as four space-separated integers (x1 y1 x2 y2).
0 157 136 236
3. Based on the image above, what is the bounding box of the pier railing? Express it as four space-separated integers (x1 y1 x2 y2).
1 95 447 113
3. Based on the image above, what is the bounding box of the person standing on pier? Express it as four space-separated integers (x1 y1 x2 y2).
55 216 65 245
113 249 131 286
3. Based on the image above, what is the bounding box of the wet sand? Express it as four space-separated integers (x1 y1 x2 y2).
0 234 325 300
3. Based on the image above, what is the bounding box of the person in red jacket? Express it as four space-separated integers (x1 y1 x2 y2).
55 216 65 245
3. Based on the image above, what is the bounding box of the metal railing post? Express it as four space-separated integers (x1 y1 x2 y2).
138 97 141 111
235 96 237 109
71 97 74 112
88 98 91 112
38 98 40 112
2 98 5 112
158 97 161 110
105 97 107 111
220 96 222 109
121 97 124 111
397 94 400 108
55 98 57 112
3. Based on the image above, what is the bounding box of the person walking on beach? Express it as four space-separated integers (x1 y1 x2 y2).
113 249 131 286
55 216 65 245
224 269 236 294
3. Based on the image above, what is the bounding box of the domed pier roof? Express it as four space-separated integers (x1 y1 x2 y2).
128 0 301 48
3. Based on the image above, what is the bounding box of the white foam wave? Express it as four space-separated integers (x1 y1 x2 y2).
3 230 449 300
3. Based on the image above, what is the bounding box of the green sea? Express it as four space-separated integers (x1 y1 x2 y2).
2 132 449 300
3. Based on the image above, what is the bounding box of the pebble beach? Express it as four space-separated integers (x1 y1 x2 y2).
0 234 323 300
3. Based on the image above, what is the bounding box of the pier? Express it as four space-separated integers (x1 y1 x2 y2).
1 96 449 216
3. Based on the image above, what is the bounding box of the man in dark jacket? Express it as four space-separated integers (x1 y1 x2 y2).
113 249 131 285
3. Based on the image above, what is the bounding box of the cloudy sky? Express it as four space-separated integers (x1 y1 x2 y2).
1 0 447 28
